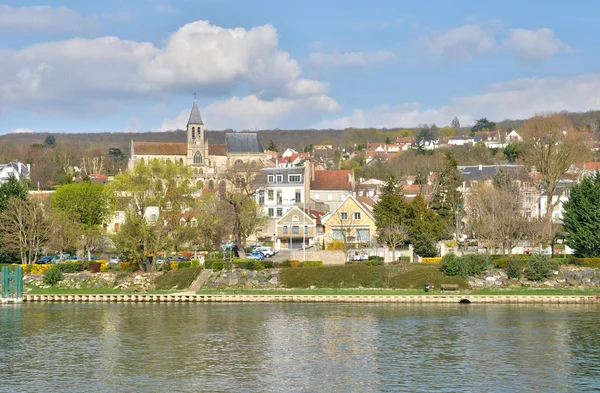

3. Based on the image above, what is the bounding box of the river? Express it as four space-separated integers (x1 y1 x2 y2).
1 303 599 392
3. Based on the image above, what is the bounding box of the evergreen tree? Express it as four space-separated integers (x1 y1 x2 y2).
430 152 462 236
563 172 600 257
0 175 28 213
44 135 56 148
406 195 445 257
266 140 278 152
373 176 407 233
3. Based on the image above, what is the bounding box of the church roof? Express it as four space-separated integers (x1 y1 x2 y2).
133 142 187 156
208 144 227 156
226 133 264 154
188 101 204 125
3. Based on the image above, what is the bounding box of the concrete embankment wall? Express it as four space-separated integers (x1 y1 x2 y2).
15 294 600 304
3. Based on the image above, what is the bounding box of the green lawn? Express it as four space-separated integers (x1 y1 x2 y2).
469 288 600 296
26 287 177 295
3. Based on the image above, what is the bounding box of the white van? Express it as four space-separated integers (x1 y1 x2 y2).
253 246 275 257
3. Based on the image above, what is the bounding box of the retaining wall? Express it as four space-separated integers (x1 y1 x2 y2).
14 294 600 304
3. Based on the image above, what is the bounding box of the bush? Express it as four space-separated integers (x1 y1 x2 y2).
261 261 274 268
505 258 525 279
368 256 384 262
439 254 491 278
88 262 101 273
211 261 233 271
233 259 264 271
178 261 192 269
301 260 324 267
56 262 83 273
191 259 201 267
280 260 292 268
526 256 558 281
363 259 384 267
100 262 109 272
43 266 64 286
571 258 600 268
398 256 411 263
326 240 345 250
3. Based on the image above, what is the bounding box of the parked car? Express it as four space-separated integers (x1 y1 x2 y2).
246 251 265 261
109 256 121 265
36 256 54 264
252 246 275 258
155 258 164 265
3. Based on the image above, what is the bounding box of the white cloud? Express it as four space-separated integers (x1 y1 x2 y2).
0 20 333 117
420 24 497 62
154 2 177 14
309 50 396 69
503 28 573 61
6 128 36 135
0 5 92 33
320 74 600 128
160 94 340 131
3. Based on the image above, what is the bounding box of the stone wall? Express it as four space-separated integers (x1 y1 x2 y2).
289 250 346 265
205 269 280 289
23 272 162 292
469 267 600 289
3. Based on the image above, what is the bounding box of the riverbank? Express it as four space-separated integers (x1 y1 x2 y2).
14 292 600 304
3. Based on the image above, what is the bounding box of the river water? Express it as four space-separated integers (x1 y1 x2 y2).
1 303 599 392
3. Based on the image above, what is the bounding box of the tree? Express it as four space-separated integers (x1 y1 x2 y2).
451 117 461 131
503 142 521 163
107 148 127 174
47 209 79 261
519 114 588 233
106 160 197 268
563 172 600 257
430 153 462 236
471 118 496 134
51 182 109 230
266 140 278 152
379 223 409 259
405 195 445 257
413 128 436 151
373 177 409 257
193 193 232 251
0 175 28 213
0 197 49 264
44 135 56 148
439 126 456 138
219 162 265 258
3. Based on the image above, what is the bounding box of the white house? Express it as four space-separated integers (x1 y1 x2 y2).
0 162 30 184
447 136 475 146
282 148 299 158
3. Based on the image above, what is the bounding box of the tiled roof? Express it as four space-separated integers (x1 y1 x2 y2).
208 144 227 156
583 162 600 171
356 196 375 208
310 170 353 191
133 142 187 155
226 133 264 153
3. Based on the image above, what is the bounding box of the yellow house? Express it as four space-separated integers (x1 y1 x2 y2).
322 194 376 245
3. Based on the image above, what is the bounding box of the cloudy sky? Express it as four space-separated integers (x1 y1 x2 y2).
1 0 599 134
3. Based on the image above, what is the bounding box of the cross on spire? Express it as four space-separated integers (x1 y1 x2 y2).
193 91 196 100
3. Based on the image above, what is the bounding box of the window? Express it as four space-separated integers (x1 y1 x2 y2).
166 202 172 210
194 151 203 164
180 202 187 210
259 190 265 204
268 208 274 217
276 208 283 217
289 174 301 182
525 208 532 219
192 127 195 139
191 218 198 227
356 229 370 242
268 190 274 201
292 226 299 234
523 182 530 189
340 212 348 220
283 226 288 234
304 226 308 234
331 229 344 240
208 180 214 190
314 193 320 200
295 189 302 203
328 193 333 201
525 192 532 203
276 190 282 204
268 175 274 183
353 212 361 220
276 175 283 183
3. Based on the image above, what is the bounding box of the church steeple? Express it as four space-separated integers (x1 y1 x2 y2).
188 100 204 126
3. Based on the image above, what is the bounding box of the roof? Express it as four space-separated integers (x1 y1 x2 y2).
311 170 353 191
188 101 204 125
322 194 375 225
226 133 264 154
356 196 375 208
458 165 530 182
583 162 600 171
208 144 227 156
133 142 187 156
262 167 304 185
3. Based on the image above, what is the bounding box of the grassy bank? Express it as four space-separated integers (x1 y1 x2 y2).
278 264 468 289
154 267 202 290
26 288 176 295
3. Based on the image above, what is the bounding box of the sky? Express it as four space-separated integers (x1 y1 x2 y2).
1 0 600 134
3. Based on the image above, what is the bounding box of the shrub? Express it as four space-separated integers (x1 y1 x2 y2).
368 256 384 262
526 256 558 281
169 261 179 271
576 258 600 268
211 262 232 271
363 259 384 267
398 256 411 263
20 264 31 274
247 261 264 271
120 262 132 270
505 258 525 279
178 261 192 269
326 240 345 250
191 259 200 267
55 262 83 273
100 262 109 272
462 254 491 276
88 262 101 273
301 261 324 267
280 260 292 268
439 254 491 278
262 261 274 268
30 264 52 274
233 259 264 271
439 254 461 276
43 266 64 286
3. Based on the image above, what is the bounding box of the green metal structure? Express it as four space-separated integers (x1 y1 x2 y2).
2 266 23 302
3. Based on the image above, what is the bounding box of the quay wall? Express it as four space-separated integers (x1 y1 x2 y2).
13 294 600 304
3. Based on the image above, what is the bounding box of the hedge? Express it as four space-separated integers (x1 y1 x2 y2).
569 258 600 268
301 261 323 267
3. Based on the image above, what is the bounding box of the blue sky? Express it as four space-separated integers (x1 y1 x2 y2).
1 0 599 134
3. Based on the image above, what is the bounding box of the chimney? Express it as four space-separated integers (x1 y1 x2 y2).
478 164 483 170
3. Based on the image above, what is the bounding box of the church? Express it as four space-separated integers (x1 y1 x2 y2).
129 100 268 189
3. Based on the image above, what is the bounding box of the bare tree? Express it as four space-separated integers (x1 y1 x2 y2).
519 114 588 233
0 197 49 264
48 209 79 261
328 211 363 261
378 223 409 261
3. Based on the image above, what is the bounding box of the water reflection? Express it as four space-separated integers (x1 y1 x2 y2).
0 303 599 392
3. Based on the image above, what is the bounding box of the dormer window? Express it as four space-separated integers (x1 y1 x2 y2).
166 202 172 210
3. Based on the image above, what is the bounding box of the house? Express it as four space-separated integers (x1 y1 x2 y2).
356 178 385 199
256 166 310 219
264 150 279 160
507 130 522 142
447 136 475 146
310 169 355 212
282 148 299 158
0 162 30 184
313 145 333 151
275 153 309 167
366 143 386 152
275 206 319 250
321 194 377 245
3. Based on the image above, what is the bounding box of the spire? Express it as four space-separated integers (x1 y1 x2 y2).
187 100 204 125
